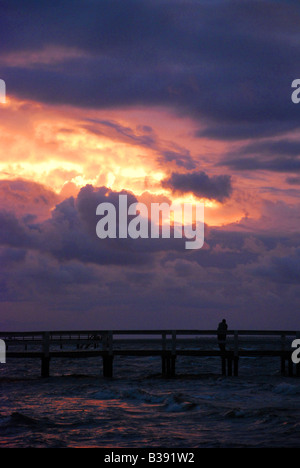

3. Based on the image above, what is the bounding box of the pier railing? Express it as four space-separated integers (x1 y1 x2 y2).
0 330 299 378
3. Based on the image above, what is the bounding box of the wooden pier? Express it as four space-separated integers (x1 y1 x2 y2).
0 330 299 379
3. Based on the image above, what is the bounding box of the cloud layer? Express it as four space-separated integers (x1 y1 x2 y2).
162 171 232 202
0 180 299 330
1 1 300 330
1 0 300 140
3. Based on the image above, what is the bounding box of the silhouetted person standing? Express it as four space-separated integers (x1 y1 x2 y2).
217 319 228 352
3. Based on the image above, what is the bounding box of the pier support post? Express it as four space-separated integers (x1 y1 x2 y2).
296 332 300 378
166 357 171 376
161 333 167 376
171 356 176 378
281 356 286 376
103 355 114 378
161 354 170 376
233 331 239 377
161 355 166 375
296 362 300 378
221 355 226 376
41 332 50 378
288 355 294 377
227 356 233 376
281 334 286 375
221 352 236 377
162 354 176 378
234 357 239 377
41 356 50 378
167 331 176 378
102 331 114 377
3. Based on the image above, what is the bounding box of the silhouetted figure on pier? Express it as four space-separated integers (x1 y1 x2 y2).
217 319 228 352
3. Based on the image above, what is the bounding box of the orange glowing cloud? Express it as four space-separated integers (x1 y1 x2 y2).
0 95 272 228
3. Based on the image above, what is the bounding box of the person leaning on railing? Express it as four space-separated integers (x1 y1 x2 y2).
217 319 228 352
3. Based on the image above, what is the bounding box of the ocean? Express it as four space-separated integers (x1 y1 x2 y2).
1 338 300 448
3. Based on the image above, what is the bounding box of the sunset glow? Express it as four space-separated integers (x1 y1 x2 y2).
1 0 300 332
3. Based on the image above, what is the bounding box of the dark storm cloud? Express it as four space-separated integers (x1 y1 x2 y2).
0 246 26 267
39 186 152 266
251 249 300 285
286 176 300 185
0 0 168 54
1 0 300 139
158 151 196 171
196 121 300 141
0 184 189 268
219 138 300 172
178 227 300 277
220 157 300 173
2 181 300 328
162 171 232 202
0 210 32 247
237 140 300 158
0 187 141 266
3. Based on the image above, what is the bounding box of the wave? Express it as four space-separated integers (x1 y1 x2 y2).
93 386 166 404
162 394 198 412
9 412 39 426
273 383 300 395
92 386 198 412
122 388 166 404
223 408 248 419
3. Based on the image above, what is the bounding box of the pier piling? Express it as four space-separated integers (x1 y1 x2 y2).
103 355 114 378
41 356 50 378
41 332 50 378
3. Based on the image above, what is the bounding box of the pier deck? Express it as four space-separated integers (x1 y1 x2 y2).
0 330 299 378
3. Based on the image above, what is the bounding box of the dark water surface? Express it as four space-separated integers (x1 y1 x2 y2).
1 339 300 448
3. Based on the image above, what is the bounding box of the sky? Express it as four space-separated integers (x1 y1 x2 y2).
0 0 300 331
